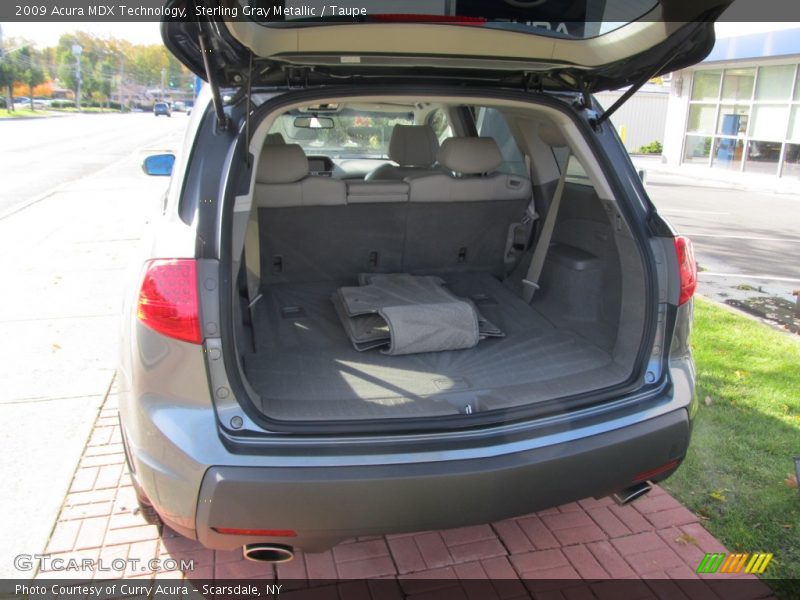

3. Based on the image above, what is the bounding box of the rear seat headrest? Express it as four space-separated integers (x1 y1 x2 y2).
257 143 309 184
388 124 439 167
437 137 503 175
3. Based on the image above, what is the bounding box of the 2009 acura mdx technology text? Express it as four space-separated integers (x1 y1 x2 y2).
120 0 729 563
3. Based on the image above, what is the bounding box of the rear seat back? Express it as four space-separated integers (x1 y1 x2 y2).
256 144 407 284
255 138 532 285
346 180 409 204
405 137 532 276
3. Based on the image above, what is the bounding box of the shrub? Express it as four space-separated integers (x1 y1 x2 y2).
637 140 663 154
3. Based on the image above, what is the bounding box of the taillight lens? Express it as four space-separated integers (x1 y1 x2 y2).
674 236 697 306
136 259 201 344
213 528 297 537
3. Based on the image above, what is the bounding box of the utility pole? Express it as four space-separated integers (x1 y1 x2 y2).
160 68 166 101
72 44 82 111
118 56 124 111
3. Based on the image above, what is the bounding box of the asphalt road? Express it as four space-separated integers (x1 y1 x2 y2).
0 111 188 217
641 171 800 302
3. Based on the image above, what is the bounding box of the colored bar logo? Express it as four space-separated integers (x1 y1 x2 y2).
696 552 773 574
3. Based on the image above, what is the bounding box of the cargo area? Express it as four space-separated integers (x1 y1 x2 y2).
228 103 648 423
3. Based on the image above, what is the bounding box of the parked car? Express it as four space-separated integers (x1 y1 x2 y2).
12 96 31 110
153 102 172 117
122 0 727 562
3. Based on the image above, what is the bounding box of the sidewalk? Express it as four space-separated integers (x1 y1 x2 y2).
31 388 775 598
631 155 800 196
0 120 184 578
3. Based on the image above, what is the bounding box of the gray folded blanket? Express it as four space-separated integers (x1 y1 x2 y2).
332 274 503 355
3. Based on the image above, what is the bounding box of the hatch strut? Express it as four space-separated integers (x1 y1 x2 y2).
595 73 651 127
197 27 230 132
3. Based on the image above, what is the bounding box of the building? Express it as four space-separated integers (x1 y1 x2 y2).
662 27 800 184
595 83 669 153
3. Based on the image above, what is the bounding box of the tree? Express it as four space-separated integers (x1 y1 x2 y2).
18 47 45 110
93 58 114 107
49 31 194 108
0 53 18 113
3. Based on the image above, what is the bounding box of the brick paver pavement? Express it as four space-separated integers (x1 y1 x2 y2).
34 392 776 599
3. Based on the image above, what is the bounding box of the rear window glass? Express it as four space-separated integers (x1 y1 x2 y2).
474 107 527 177
239 0 659 39
269 108 414 159
554 149 593 187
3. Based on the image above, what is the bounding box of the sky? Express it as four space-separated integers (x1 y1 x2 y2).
1 19 799 49
1 22 163 47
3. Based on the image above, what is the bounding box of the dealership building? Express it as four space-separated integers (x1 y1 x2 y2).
661 27 800 185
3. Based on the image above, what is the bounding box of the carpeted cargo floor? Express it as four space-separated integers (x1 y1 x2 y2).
243 272 627 421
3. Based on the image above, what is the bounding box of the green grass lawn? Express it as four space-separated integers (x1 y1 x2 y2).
663 297 800 590
0 107 118 119
0 108 51 119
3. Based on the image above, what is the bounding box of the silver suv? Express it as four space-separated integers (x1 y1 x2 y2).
120 0 728 563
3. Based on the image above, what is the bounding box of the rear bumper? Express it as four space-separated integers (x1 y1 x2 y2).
195 408 689 551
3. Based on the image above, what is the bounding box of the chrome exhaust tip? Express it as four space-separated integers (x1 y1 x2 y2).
243 543 294 563
612 481 652 505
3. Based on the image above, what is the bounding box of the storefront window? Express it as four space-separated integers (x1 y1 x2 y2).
691 70 722 101
683 136 712 164
711 138 744 170
721 68 755 101
716 105 749 135
755 65 795 101
788 106 800 142
683 63 800 177
744 140 782 174
783 143 800 177
687 104 717 133
750 105 790 140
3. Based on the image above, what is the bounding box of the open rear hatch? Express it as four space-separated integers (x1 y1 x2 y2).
164 0 731 94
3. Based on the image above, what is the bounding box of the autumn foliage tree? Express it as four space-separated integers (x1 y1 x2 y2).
18 46 45 110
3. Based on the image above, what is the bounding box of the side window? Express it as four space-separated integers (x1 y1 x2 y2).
553 148 593 187
566 157 592 186
428 108 453 142
475 107 527 176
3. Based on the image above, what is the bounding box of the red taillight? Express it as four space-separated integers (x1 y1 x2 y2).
633 459 681 482
213 528 297 537
674 236 697 306
136 259 201 344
